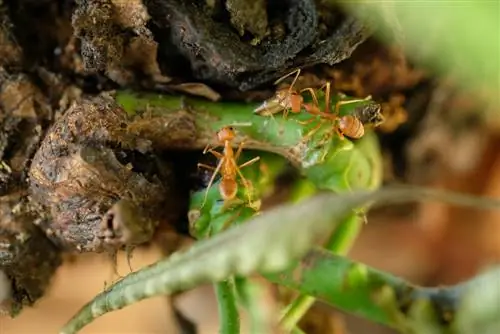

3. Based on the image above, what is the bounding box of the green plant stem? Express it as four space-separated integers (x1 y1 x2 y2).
215 279 240 334
280 297 315 332
290 327 307 334
267 248 500 334
266 247 421 333
325 213 365 251
116 91 375 170
278 133 381 332
233 277 272 334
280 214 363 331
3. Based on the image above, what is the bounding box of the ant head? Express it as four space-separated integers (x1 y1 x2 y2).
217 126 236 142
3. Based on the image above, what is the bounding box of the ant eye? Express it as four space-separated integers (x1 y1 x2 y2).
228 127 234 131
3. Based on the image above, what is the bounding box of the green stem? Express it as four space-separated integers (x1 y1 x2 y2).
278 131 382 331
233 276 271 334
215 279 240 334
290 327 307 334
325 213 364 251
280 214 363 331
267 248 500 334
280 296 315 332
116 91 375 169
265 248 415 333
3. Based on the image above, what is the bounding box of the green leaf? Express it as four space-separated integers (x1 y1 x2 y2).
60 186 500 334
303 131 382 193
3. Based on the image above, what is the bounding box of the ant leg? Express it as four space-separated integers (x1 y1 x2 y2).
302 82 332 114
274 68 301 86
322 82 332 114
319 143 330 163
282 107 290 121
197 163 216 171
221 207 244 231
287 69 301 94
235 156 261 204
335 127 345 140
297 88 322 125
317 127 342 163
275 69 301 123
296 116 318 126
300 87 323 119
277 106 290 135
298 88 319 112
197 163 218 202
318 127 336 146
300 87 320 107
237 173 255 205
333 97 372 116
200 160 223 208
206 148 224 159
202 144 212 154
234 141 246 162
302 119 326 141
238 156 261 170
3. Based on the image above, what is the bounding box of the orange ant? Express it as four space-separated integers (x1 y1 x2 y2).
300 83 374 142
253 68 309 119
197 126 261 209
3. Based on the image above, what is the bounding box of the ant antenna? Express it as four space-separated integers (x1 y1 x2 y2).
273 68 301 86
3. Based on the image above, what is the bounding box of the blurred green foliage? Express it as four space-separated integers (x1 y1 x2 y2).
341 1 499 106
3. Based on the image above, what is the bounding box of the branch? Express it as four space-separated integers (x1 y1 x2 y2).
266 248 500 334
116 91 381 174
215 279 240 334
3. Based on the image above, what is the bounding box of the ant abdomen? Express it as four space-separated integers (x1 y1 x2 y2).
339 115 365 139
219 178 238 201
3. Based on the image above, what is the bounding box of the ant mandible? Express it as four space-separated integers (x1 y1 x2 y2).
197 126 260 209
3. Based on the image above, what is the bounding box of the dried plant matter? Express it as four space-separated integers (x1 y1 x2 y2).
0 5 22 68
0 68 52 195
225 0 268 39
72 0 165 85
28 94 180 252
0 191 62 317
146 0 371 90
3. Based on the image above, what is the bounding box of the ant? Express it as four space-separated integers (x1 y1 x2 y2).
197 126 260 210
254 68 373 137
253 68 309 119
300 83 375 142
291 83 380 162
254 68 383 161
